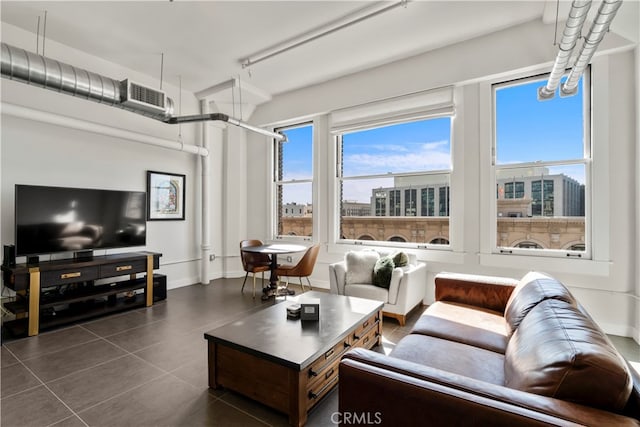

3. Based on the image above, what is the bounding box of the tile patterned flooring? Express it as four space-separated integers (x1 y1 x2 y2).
1 278 639 427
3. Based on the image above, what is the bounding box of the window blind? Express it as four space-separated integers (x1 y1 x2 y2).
330 86 455 134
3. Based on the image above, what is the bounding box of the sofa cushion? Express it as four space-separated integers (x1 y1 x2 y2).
411 301 509 354
345 250 379 285
344 283 389 303
391 251 409 267
391 334 505 386
372 256 394 289
504 271 576 335
504 299 632 412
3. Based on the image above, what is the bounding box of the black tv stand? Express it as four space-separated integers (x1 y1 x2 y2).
74 250 94 261
1 251 162 336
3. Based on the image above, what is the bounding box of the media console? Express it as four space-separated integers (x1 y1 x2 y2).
1 251 162 337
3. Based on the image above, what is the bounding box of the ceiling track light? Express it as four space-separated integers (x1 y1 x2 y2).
240 0 409 69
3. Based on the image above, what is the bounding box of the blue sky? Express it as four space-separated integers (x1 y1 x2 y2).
280 76 585 204
495 76 584 165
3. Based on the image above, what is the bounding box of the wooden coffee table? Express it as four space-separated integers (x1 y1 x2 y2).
204 291 383 427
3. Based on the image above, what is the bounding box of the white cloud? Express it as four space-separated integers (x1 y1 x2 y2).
344 140 451 176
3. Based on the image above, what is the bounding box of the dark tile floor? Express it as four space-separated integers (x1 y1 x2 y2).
1 278 638 427
0 279 417 427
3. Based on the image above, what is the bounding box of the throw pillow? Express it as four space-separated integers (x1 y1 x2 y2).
345 250 379 285
391 251 409 267
372 256 395 289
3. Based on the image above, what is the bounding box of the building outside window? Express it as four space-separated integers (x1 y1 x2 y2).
421 187 435 216
404 189 417 216
493 71 590 256
274 123 313 238
337 116 452 245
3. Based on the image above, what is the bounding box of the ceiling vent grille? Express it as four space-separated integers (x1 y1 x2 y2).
120 79 168 116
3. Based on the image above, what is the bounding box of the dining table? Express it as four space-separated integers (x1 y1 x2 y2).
241 243 307 300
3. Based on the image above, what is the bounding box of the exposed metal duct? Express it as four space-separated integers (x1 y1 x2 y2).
538 0 592 101
561 0 623 96
0 42 286 141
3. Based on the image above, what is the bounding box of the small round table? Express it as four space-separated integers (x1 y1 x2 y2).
241 243 307 300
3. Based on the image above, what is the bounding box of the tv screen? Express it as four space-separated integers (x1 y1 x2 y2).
15 185 147 256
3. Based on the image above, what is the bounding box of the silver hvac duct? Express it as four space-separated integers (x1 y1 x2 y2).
1 42 174 121
0 42 286 141
561 0 623 96
538 0 592 101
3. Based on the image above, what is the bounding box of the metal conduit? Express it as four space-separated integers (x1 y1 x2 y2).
538 0 592 100
561 0 623 96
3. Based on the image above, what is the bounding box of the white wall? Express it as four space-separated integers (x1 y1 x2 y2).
248 19 639 340
0 24 222 289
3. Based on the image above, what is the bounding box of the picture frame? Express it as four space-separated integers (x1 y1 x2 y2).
147 170 185 221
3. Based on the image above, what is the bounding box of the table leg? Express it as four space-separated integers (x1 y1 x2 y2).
269 254 279 288
261 254 279 300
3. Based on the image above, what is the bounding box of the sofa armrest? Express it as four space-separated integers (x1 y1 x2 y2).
388 262 426 306
329 261 347 295
435 272 518 313
340 348 640 427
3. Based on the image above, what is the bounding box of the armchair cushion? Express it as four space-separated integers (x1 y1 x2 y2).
345 250 379 285
372 256 394 288
344 283 389 303
391 251 409 267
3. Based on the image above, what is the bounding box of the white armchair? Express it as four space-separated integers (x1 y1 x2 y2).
328 249 427 326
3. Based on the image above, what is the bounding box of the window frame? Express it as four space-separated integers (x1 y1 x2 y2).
335 116 454 249
272 121 314 242
490 70 592 259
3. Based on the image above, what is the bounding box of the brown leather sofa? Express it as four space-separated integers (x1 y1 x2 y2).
339 271 640 426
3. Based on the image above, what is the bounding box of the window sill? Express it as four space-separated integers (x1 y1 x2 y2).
479 253 611 277
327 243 466 265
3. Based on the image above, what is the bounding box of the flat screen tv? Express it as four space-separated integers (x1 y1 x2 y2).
15 184 146 257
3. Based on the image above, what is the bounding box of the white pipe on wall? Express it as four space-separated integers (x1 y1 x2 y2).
1 102 209 157
200 99 212 285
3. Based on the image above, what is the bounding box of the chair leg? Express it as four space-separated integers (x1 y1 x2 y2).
299 277 305 292
241 272 249 293
252 274 256 299
305 276 313 291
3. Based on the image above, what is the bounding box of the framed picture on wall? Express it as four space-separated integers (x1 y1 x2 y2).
147 170 186 221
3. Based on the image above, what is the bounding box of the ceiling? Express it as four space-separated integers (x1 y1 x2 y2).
0 1 637 107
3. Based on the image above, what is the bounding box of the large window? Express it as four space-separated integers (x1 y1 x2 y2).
274 123 313 238
337 117 452 245
493 71 590 256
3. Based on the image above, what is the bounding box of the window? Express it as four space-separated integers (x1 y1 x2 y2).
421 188 435 216
337 117 452 245
493 71 590 256
404 189 417 216
274 123 313 239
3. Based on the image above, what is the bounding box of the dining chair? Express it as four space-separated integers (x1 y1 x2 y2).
240 240 271 298
274 244 320 293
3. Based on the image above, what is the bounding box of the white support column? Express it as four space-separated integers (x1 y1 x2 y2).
635 39 640 343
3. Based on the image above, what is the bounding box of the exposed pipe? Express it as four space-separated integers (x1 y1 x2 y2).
2 102 209 156
200 99 212 285
538 0 592 100
241 0 408 69
561 0 623 96
0 42 286 141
